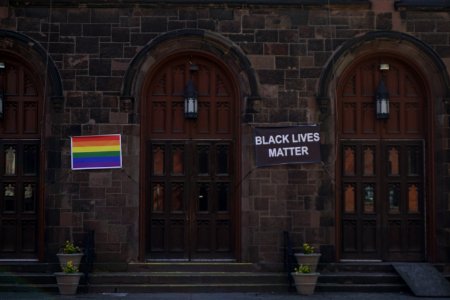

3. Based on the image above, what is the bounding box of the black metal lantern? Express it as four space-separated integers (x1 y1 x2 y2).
0 92 3 120
184 63 198 119
375 77 389 119
0 62 4 120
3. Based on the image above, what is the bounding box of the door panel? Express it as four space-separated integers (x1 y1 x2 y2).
148 141 234 259
338 56 427 261
341 140 424 261
0 58 42 259
0 140 39 258
144 53 238 260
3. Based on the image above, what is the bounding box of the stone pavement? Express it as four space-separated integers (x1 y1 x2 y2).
0 292 443 300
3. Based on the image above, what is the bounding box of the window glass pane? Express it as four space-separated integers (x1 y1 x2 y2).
4 183 16 212
388 146 399 176
217 183 229 211
343 147 355 176
344 184 355 213
363 184 375 213
407 146 421 176
388 184 400 213
23 145 38 175
171 183 183 212
5 145 16 176
23 183 35 212
198 184 209 211
363 147 374 176
197 145 209 175
152 145 164 175
152 183 164 212
217 145 229 174
408 184 419 213
172 146 184 175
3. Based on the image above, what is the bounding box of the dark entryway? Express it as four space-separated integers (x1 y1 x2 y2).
0 57 43 259
141 53 239 260
337 56 427 261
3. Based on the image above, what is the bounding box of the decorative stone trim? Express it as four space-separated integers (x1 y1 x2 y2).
51 96 65 112
10 0 372 8
395 0 450 11
120 96 134 113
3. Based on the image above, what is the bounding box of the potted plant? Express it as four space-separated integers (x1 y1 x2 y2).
294 243 321 272
291 264 320 295
54 260 83 295
57 240 83 271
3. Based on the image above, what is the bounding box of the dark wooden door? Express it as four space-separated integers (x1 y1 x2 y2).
0 58 42 259
148 140 233 259
143 53 237 260
341 140 424 261
338 56 426 261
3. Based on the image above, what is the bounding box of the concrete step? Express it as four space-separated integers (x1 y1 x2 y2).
316 283 408 293
87 283 288 293
88 270 288 293
89 271 286 285
318 272 404 285
319 262 396 273
0 262 58 273
125 262 259 272
0 273 56 285
312 263 408 293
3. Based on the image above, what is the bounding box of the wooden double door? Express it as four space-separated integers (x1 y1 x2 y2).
340 140 424 261
143 53 238 260
338 56 428 261
148 140 234 259
0 57 42 259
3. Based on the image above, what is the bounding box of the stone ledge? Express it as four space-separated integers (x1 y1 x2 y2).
9 0 371 8
395 0 450 11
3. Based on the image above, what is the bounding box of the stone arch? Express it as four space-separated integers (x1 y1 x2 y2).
120 29 260 115
0 29 64 261
0 29 64 110
317 31 450 262
131 30 250 260
317 31 450 115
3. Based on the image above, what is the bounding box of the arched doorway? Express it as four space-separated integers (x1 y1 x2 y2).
0 55 43 259
141 52 240 260
337 55 428 261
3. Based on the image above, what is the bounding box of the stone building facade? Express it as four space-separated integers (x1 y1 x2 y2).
0 0 449 271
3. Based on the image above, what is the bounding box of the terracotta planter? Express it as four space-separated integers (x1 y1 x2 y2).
291 272 319 295
54 272 82 295
294 253 321 272
57 253 83 271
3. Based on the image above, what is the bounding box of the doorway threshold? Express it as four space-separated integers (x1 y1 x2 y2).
0 259 39 262
145 258 237 263
340 259 383 263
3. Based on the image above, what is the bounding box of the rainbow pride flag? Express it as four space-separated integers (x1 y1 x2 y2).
71 134 122 170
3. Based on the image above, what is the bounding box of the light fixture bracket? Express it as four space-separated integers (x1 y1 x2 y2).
184 61 199 119
375 78 389 119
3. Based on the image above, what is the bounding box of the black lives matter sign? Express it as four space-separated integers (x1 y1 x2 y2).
254 126 321 167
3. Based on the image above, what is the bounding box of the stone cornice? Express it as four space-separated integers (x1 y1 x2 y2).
395 0 450 11
9 0 371 8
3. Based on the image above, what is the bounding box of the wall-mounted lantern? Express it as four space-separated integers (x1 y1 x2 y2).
0 62 5 120
375 63 389 120
184 62 199 119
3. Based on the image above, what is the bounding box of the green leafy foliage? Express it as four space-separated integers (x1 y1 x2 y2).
294 264 311 273
302 243 315 254
62 240 81 254
62 260 79 273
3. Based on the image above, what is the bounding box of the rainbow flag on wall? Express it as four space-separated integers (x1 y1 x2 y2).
71 134 122 170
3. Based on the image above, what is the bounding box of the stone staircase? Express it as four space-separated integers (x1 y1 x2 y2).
0 261 76 293
317 262 409 292
87 262 288 293
1 261 449 294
